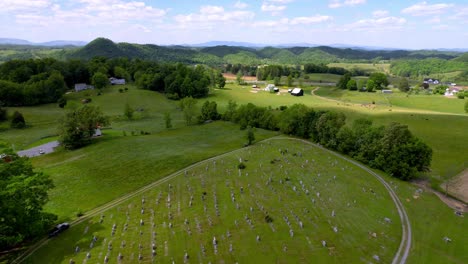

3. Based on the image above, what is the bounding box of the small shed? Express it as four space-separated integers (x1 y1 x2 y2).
109 77 125 85
291 88 304 96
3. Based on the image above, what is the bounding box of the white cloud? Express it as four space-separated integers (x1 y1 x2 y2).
267 0 295 3
174 7 255 29
425 17 441 24
290 15 333 25
343 16 406 31
329 0 366 8
372 10 389 18
200 5 224 14
401 2 453 16
0 0 52 12
261 3 287 12
253 15 333 28
234 1 248 9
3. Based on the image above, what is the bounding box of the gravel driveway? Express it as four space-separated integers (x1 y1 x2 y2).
17 141 60 158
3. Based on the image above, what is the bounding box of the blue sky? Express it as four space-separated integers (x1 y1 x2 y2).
0 0 467 49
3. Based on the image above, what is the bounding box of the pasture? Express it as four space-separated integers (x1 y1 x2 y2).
25 139 402 263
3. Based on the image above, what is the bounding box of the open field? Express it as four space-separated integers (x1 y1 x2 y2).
328 63 391 74
24 139 402 263
209 84 468 183
32 122 277 219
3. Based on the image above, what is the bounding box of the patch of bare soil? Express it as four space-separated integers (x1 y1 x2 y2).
223 73 257 81
413 178 468 213
446 168 468 204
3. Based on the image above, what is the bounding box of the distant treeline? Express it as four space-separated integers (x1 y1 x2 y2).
222 102 431 180
390 58 468 81
0 57 223 106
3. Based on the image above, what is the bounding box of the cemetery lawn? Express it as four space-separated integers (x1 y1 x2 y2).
32 122 278 220
25 138 403 264
212 84 468 181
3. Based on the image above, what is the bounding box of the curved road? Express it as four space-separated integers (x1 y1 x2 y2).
13 137 411 264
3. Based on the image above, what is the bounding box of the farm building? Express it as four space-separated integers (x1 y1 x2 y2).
74 83 94 92
423 78 440 84
291 88 304 96
382 89 393 94
109 77 126 85
264 84 279 92
444 87 460 96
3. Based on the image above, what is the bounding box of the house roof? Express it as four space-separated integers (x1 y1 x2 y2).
291 88 302 94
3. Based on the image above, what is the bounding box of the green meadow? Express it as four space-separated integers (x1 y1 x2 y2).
2 82 467 264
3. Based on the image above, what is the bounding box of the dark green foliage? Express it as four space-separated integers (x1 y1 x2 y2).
336 73 351 89
0 153 56 250
390 58 467 77
232 103 278 130
433 85 448 95
124 102 134 120
216 71 226 88
366 79 376 92
0 106 7 121
10 111 25 128
315 111 346 149
58 97 67 108
368 72 388 89
59 105 109 149
246 126 255 145
347 79 357 90
304 63 348 75
92 72 108 89
237 162 246 170
398 78 410 92
373 123 432 180
199 101 220 122
164 112 172 129
278 104 318 138
222 100 237 121
457 93 465 99
179 97 198 125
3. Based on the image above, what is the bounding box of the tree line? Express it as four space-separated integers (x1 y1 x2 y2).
0 57 225 106
220 102 431 181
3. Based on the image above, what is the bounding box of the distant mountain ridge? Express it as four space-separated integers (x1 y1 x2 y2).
0 38 87 47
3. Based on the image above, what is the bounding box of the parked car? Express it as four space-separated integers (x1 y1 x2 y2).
48 222 70 237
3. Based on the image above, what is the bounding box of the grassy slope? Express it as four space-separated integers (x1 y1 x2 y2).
212 84 468 180
26 139 401 264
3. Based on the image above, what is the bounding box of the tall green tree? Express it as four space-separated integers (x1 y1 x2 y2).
199 101 220 122
236 71 243 85
366 79 377 92
287 74 293 87
398 78 410 92
179 97 198 125
369 72 389 89
0 152 56 250
124 102 134 120
246 126 255 145
346 79 357 90
216 72 226 88
92 72 108 90
59 105 109 149
336 73 351 89
0 106 7 121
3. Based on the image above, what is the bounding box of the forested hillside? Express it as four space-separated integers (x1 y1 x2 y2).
0 38 467 82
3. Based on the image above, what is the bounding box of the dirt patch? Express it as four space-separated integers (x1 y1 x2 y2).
413 179 468 212
446 168 468 204
223 73 257 81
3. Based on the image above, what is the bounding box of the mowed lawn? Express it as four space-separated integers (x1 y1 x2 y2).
32 122 277 219
213 84 468 180
26 139 402 264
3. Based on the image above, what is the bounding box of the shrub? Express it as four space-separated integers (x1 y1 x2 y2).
457 93 465 99
11 111 26 128
238 162 246 170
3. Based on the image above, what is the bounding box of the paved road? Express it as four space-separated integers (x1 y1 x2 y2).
17 141 59 158
13 137 411 263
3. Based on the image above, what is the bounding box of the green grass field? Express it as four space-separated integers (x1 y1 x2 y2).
328 63 391 74
2 82 467 263
25 139 402 263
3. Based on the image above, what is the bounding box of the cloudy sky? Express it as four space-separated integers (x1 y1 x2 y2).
1 0 467 49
